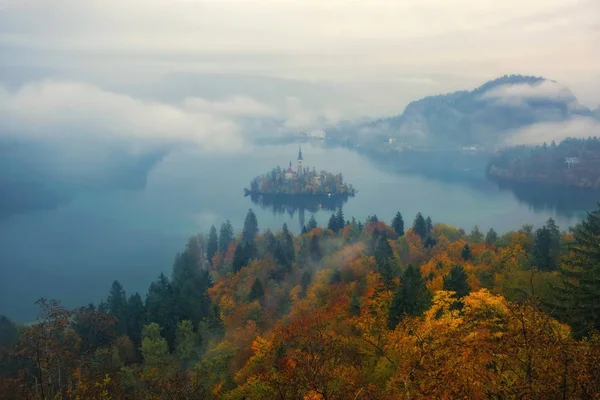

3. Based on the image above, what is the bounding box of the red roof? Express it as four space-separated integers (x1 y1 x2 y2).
286 166 294 173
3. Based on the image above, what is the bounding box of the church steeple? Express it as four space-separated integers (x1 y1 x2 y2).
297 145 303 176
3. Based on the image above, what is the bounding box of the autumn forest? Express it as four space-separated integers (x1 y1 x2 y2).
1 207 600 399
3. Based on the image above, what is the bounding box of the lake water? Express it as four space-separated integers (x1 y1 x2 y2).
1 141 597 322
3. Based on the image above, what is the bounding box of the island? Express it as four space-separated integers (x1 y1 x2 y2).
244 146 356 197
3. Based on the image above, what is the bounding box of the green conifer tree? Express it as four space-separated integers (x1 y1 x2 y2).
207 225 219 263
307 216 318 231
388 265 432 329
413 212 427 239
242 209 259 244
375 236 396 289
249 278 265 302
218 220 234 254
443 265 471 300
328 213 339 232
485 228 498 245
552 206 600 337
391 211 405 236
107 280 128 336
336 208 345 231
461 243 472 261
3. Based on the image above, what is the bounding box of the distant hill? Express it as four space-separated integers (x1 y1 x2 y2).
329 75 596 147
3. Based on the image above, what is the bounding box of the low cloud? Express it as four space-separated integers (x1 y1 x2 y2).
183 95 275 118
0 80 243 152
481 80 576 108
504 116 600 145
0 79 350 214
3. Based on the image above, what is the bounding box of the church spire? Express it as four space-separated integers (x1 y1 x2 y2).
297 145 303 176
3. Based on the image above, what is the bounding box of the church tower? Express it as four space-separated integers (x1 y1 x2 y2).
297 145 303 176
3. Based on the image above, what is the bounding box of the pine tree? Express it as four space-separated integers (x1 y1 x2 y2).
336 208 345 231
307 216 318 232
388 265 432 329
532 218 561 271
375 236 396 289
218 220 234 254
207 225 218 264
443 265 471 300
366 214 379 225
349 293 361 316
309 235 322 262
107 280 128 336
301 271 312 296
242 209 259 244
553 205 600 337
469 226 484 244
413 212 427 239
145 273 178 347
126 292 146 346
328 213 339 232
249 278 265 302
232 242 250 273
425 216 433 234
391 211 405 236
485 228 498 245
461 244 472 261
281 223 295 263
301 225 308 234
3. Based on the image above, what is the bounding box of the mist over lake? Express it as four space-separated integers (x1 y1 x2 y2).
0 141 595 322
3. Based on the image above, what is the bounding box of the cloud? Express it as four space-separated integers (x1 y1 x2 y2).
1 0 598 109
481 80 575 104
505 116 600 145
0 81 243 151
183 95 275 118
0 79 353 197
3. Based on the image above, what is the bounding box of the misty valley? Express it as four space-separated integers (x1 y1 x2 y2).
2 69 600 399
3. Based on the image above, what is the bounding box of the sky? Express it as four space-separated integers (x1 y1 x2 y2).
1 0 598 104
0 0 599 169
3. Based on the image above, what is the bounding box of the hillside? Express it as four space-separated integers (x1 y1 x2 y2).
2 208 600 399
329 75 596 147
487 137 600 188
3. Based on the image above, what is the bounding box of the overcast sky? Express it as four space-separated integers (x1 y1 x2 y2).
1 0 598 108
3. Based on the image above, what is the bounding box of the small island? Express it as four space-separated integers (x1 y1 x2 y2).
245 146 356 197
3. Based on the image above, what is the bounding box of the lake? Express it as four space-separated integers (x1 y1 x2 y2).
1 141 598 322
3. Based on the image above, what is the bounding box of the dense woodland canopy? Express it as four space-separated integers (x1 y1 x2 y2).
2 206 600 399
488 137 600 189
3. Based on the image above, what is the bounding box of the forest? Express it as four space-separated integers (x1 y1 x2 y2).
487 137 600 188
1 207 600 399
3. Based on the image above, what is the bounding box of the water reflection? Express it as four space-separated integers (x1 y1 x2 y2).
491 180 600 219
247 193 351 229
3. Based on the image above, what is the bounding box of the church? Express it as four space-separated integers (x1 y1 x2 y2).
285 146 304 180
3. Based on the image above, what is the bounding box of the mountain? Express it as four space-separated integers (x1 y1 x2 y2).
329 75 595 147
